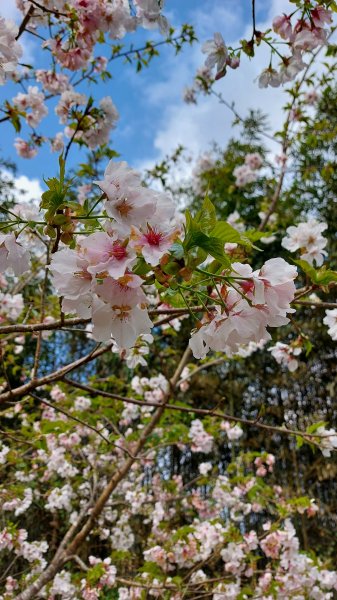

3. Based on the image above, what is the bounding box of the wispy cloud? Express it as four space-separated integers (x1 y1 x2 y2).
134 0 297 172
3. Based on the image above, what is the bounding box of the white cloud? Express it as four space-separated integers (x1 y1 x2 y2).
2 170 43 204
13 174 43 203
134 0 303 172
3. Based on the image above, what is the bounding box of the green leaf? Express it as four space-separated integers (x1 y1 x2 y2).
161 290 185 308
306 421 327 435
296 435 304 449
194 196 217 234
133 258 152 276
184 230 230 265
294 259 337 285
244 229 274 242
170 242 184 259
293 259 317 279
211 221 250 246
139 562 165 578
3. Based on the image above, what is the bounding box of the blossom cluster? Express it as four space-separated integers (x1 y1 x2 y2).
13 86 48 128
16 0 169 73
0 0 170 158
233 152 263 187
0 233 30 275
49 160 179 349
282 218 328 266
324 308 337 341
0 378 336 599
184 4 334 102
269 340 302 372
189 258 297 359
0 17 22 85
259 6 333 88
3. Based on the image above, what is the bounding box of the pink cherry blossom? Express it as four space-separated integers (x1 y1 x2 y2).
14 138 38 159
272 14 292 39
130 224 178 266
0 18 23 85
202 32 228 76
0 233 30 275
80 231 136 278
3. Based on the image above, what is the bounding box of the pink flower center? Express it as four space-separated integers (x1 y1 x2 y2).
145 228 163 247
110 241 127 260
240 279 254 294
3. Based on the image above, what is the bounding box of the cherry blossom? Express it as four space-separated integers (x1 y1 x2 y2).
0 18 23 85
55 90 87 124
13 85 48 127
189 419 213 453
233 164 258 187
35 70 70 94
202 32 228 78
0 233 30 275
80 231 137 278
268 341 302 372
323 308 337 341
14 138 38 159
0 292 24 321
134 0 170 34
130 223 178 266
190 259 297 359
282 218 328 266
272 14 292 40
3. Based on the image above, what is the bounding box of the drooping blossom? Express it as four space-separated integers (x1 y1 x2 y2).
323 308 337 341
315 426 337 457
202 32 228 78
134 0 170 34
0 233 30 275
13 86 48 127
0 18 22 85
268 341 302 372
190 259 297 359
272 14 292 39
112 333 154 368
14 138 38 159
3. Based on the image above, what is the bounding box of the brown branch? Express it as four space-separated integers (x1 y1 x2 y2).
0 343 112 404
0 306 213 335
15 5 34 40
61 377 323 445
0 317 90 335
294 300 337 309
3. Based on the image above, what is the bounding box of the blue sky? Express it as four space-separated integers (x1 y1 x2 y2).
0 0 294 197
